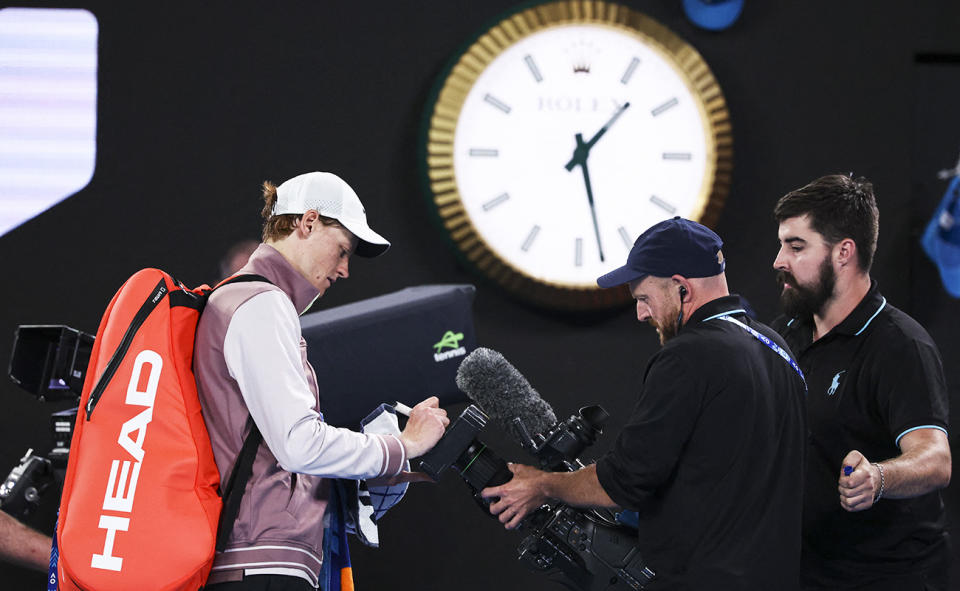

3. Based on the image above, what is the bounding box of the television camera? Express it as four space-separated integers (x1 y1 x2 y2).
2 326 90 518
418 348 656 591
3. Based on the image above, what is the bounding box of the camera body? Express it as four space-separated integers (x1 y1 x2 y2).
521 504 655 591
418 404 656 591
2 326 88 518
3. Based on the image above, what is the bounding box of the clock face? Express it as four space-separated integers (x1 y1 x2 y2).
424 2 731 309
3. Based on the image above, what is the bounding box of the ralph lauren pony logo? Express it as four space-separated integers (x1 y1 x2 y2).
827 371 847 396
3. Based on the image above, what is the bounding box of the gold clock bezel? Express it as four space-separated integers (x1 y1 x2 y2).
423 0 732 310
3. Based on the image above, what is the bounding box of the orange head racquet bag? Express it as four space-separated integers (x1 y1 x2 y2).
56 269 265 591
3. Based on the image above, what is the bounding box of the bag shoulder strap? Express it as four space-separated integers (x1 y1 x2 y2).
213 273 272 291
215 418 263 552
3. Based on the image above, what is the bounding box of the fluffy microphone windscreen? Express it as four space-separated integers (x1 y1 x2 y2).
456 348 558 442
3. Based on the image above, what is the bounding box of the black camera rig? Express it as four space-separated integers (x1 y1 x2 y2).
2 325 91 517
418 404 656 591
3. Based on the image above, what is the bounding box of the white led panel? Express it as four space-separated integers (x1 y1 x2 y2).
0 7 98 236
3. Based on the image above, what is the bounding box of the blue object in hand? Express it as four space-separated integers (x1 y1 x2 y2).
843 465 854 476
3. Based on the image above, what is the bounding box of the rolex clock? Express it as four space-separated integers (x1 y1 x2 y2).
422 1 732 309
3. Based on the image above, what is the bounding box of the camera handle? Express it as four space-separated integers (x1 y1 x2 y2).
512 417 541 453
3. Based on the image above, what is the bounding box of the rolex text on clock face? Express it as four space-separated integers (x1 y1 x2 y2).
452 24 714 288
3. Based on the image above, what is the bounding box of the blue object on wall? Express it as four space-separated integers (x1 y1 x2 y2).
682 0 745 31
922 176 960 298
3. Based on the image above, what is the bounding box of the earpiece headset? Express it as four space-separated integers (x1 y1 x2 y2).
676 285 687 332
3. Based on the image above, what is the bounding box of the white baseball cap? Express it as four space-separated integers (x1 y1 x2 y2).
274 171 390 258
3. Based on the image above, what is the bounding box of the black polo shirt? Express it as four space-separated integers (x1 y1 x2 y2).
596 295 807 591
772 281 949 588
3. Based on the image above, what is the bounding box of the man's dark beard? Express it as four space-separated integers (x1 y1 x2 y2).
778 257 836 318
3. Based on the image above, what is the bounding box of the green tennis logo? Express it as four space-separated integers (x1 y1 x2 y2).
433 330 467 362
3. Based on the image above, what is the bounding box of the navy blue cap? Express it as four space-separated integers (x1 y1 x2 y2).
682 0 744 32
597 217 725 288
921 177 960 298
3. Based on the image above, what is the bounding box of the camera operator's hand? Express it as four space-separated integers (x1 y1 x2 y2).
482 463 548 530
398 396 449 459
483 463 618 530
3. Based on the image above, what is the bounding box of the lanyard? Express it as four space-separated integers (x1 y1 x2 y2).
703 310 806 385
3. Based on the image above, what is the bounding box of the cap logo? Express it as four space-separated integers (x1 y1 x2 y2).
717 249 725 265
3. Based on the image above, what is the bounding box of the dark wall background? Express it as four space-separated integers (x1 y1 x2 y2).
1 1 958 588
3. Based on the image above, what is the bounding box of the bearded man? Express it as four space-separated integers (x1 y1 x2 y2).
772 174 951 591
482 217 807 590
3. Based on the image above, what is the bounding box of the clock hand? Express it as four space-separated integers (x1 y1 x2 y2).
574 134 605 262
564 104 630 262
564 101 631 170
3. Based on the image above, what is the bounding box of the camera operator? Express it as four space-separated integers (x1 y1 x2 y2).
482 218 807 590
0 510 51 572
195 172 448 590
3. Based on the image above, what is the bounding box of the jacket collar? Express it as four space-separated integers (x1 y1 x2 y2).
240 243 322 315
